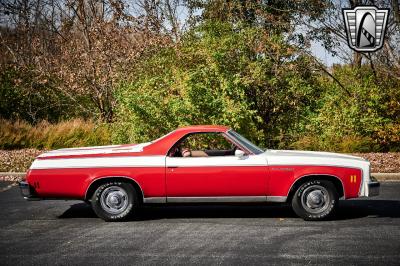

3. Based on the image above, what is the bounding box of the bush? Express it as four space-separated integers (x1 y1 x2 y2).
0 65 91 123
291 135 380 153
292 65 400 152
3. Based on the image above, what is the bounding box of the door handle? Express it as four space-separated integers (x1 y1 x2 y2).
167 166 178 168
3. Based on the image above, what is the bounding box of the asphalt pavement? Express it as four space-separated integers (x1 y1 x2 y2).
0 181 14 191
0 182 399 265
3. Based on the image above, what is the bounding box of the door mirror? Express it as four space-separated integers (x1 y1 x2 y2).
235 149 247 159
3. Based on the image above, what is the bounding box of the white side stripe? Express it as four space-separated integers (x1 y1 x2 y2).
31 155 269 170
30 156 166 169
166 155 267 167
38 143 151 158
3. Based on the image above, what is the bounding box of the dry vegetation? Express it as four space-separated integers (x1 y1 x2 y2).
0 119 111 149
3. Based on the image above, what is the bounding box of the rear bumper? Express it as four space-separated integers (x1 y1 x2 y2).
367 176 380 197
18 181 41 201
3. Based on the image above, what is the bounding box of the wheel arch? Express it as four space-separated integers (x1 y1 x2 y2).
287 174 345 202
84 176 144 203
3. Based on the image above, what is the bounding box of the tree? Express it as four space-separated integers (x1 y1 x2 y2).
114 21 321 147
302 0 400 77
0 0 175 122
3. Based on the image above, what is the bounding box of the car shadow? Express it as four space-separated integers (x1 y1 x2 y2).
58 203 97 219
335 199 400 220
58 199 400 221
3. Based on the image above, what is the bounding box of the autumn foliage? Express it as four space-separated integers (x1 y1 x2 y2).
0 0 399 152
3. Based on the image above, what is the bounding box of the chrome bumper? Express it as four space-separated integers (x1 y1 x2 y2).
18 181 40 201
368 176 380 197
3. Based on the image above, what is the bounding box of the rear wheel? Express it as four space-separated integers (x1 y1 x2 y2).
91 181 138 221
291 180 338 221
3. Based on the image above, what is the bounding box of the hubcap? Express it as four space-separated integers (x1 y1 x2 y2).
100 186 129 215
301 185 330 214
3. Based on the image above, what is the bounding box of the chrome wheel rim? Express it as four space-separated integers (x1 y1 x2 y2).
100 186 129 215
301 185 330 214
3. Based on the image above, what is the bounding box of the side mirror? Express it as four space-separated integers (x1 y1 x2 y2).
235 149 247 159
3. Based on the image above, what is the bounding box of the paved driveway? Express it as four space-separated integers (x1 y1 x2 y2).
1 183 399 265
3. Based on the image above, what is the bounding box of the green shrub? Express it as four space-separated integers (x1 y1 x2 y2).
113 21 320 147
0 65 91 123
293 65 400 152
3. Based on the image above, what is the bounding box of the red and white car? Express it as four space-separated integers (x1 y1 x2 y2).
19 125 380 221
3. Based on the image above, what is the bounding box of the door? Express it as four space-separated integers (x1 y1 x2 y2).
165 132 268 201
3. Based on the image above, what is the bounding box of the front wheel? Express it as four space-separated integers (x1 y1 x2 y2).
91 181 138 221
291 180 338 221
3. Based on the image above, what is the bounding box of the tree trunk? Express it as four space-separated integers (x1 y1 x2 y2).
349 0 362 68
352 52 362 68
392 0 400 26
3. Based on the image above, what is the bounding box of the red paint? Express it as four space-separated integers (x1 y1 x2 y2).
166 166 267 197
267 165 362 199
28 167 166 198
27 164 361 200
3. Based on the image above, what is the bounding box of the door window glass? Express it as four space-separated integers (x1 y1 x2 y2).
169 133 238 157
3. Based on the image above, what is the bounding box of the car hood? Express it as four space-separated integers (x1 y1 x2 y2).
264 149 366 162
262 149 369 170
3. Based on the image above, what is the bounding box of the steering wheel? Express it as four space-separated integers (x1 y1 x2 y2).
169 145 182 157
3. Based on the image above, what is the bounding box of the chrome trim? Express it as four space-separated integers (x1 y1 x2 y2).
19 181 41 201
143 196 287 204
19 181 30 196
144 196 287 203
143 197 167 203
165 130 255 157
222 132 254 155
355 166 366 197
266 196 287 202
368 182 380 197
301 185 329 214
167 196 267 203
100 186 129 214
84 176 145 201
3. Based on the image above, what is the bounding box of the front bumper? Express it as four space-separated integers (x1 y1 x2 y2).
18 181 40 201
368 176 380 197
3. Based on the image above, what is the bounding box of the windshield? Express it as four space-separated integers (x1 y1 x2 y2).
227 130 264 155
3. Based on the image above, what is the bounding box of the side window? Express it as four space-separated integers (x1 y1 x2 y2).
169 133 237 157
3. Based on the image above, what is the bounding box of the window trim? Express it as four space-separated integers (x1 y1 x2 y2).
226 130 264 155
166 131 253 157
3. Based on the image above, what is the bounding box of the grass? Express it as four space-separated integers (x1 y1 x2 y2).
0 119 111 150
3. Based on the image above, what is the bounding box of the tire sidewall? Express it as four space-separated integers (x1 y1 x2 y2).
91 181 137 221
292 180 338 221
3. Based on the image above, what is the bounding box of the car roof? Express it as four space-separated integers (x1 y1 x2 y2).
142 125 232 155
174 125 230 133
